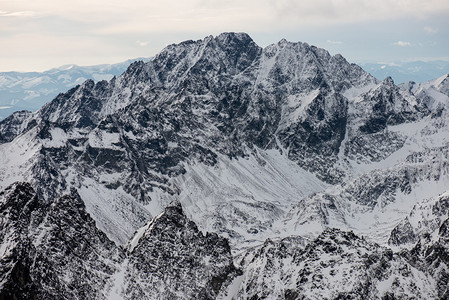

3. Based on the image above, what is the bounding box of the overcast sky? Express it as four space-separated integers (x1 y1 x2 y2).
1 0 449 72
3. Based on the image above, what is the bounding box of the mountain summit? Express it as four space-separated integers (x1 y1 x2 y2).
1 33 449 299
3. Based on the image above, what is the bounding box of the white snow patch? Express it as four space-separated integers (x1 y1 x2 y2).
106 259 128 300
77 178 151 245
128 221 152 252
43 127 67 148
343 83 377 102
432 73 449 89
145 186 174 218
0 127 41 190
171 148 328 249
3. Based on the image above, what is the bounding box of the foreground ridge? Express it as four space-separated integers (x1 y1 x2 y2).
0 183 240 299
1 183 447 299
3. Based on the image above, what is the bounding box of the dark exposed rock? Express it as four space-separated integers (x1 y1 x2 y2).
389 219 417 246
0 183 121 299
125 203 240 299
0 183 240 299
0 110 35 144
234 229 436 299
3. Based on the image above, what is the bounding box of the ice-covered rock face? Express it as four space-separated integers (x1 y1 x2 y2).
0 183 121 299
1 32 449 299
230 229 439 299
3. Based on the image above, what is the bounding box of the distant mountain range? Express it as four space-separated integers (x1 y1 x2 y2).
0 58 151 120
360 60 449 84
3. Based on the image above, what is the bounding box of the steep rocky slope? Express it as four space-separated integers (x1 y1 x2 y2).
0 182 121 299
123 204 239 299
0 183 240 299
227 229 438 299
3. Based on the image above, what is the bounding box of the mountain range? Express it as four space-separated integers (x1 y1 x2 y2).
0 32 448 299
0 58 151 121
360 60 449 84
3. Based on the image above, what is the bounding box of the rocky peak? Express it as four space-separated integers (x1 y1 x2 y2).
37 79 110 128
383 76 395 86
2 32 449 299
356 77 423 134
215 32 259 58
0 110 35 144
0 182 122 299
389 192 449 247
149 32 261 94
125 203 239 299
0 183 243 299
0 33 431 247
435 73 449 96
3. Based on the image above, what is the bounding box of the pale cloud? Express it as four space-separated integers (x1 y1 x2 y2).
2 0 449 33
0 33 132 71
0 10 37 17
424 26 438 34
137 41 149 47
1 0 449 71
267 0 449 26
394 41 412 47
377 62 401 67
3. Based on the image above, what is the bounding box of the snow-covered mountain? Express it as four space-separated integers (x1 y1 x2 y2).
1 32 449 299
0 58 151 121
